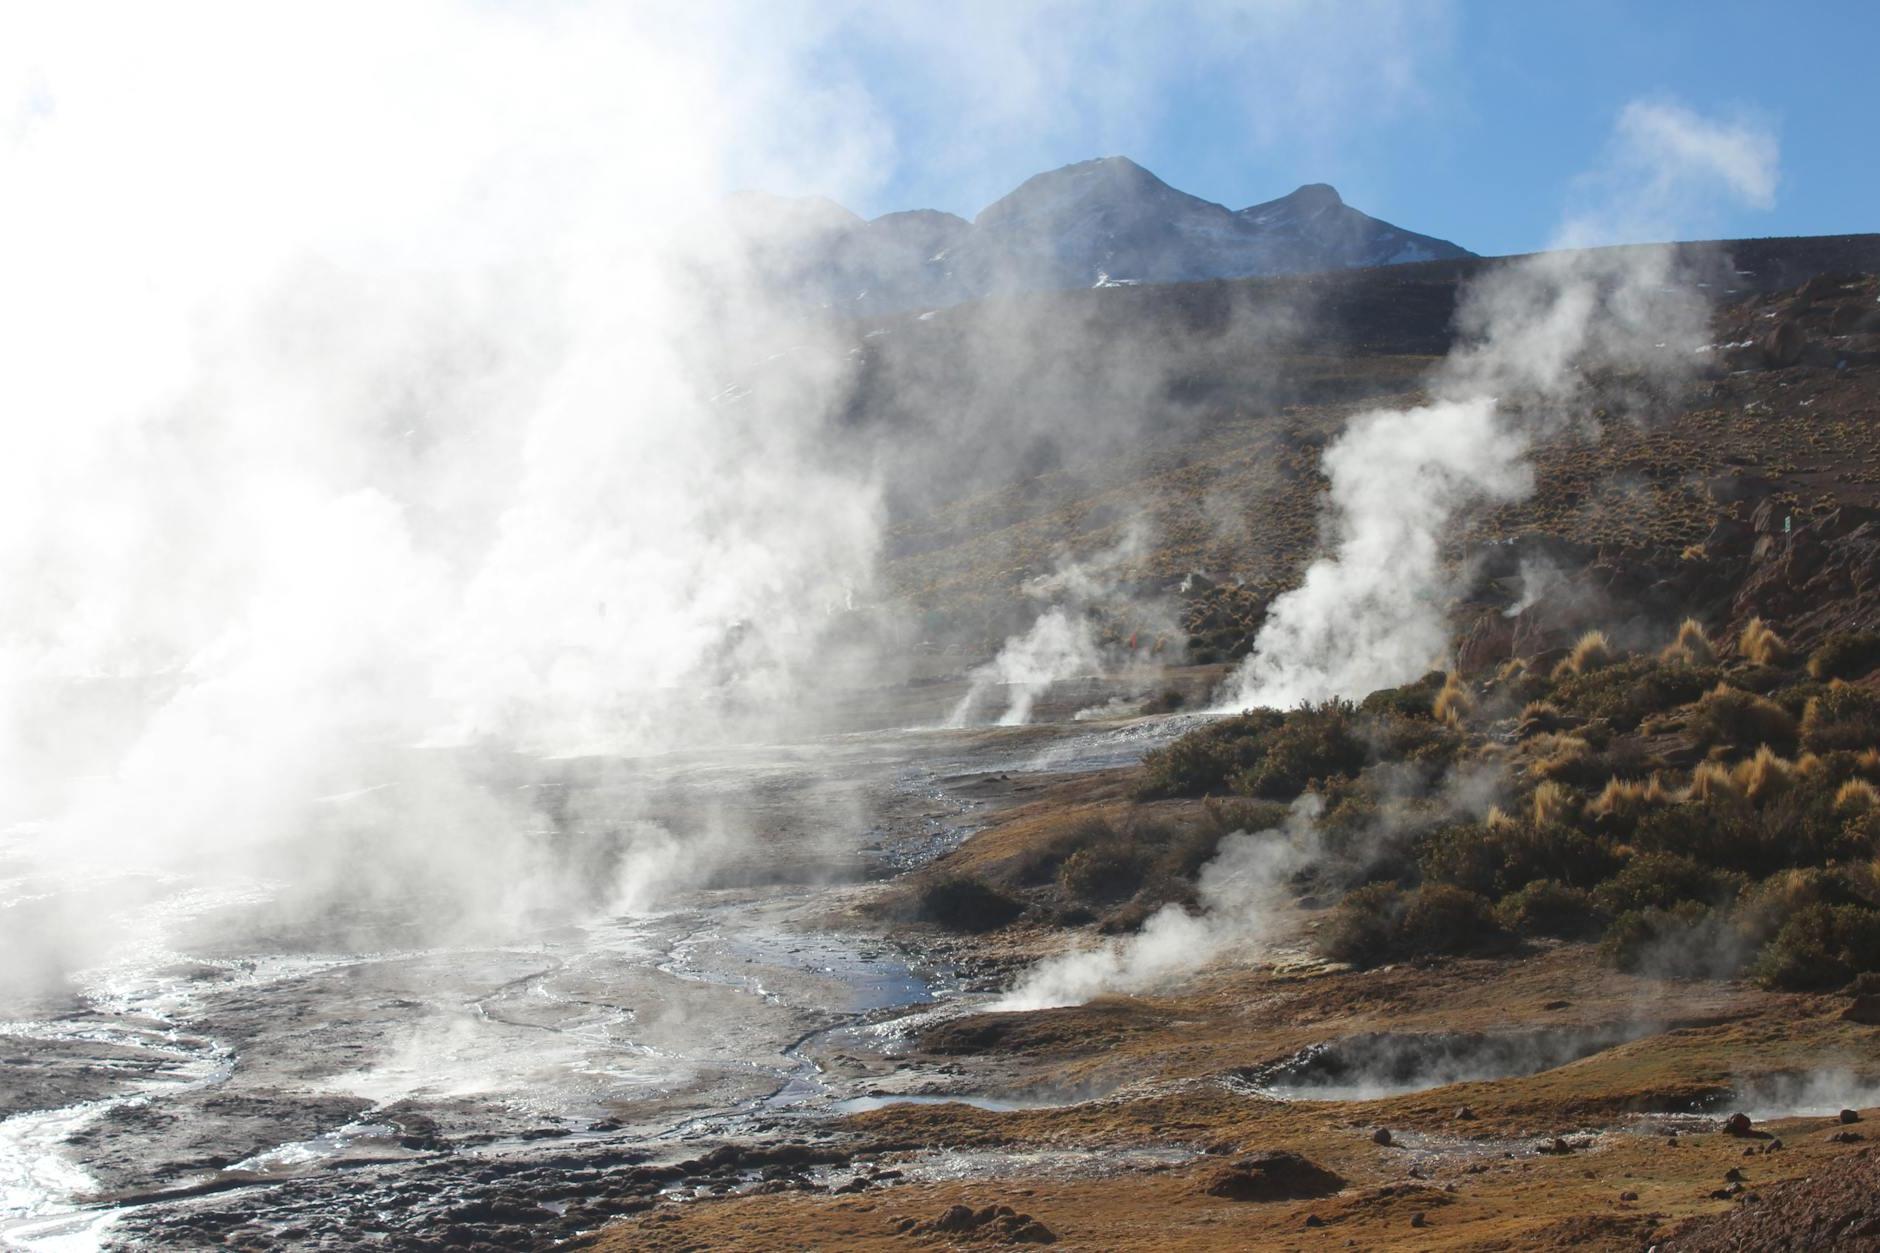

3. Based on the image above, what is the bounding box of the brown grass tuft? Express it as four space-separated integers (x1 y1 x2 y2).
1685 759 1742 802
1835 778 1880 813
1552 630 1615 680
1588 773 1676 823
1484 804 1519 832
1528 734 1594 783
1738 617 1792 667
1660 617 1716 666
1432 672 1474 727
1730 746 1795 805
1530 780 1576 827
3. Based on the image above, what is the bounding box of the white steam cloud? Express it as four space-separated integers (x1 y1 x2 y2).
0 3 1467 990
997 99 1780 1009
1216 99 1780 711
997 794 1322 1011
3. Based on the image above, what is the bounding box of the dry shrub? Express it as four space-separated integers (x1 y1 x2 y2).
1432 672 1474 727
1552 630 1615 680
1686 683 1798 752
1731 746 1796 806
1661 618 1716 666
1808 631 1880 682
1516 700 1574 738
1836 778 1880 813
1800 681 1880 754
1685 759 1741 803
1484 804 1519 832
1589 774 1676 828
1495 879 1601 938
1531 780 1576 827
1527 733 1593 782
1738 617 1792 667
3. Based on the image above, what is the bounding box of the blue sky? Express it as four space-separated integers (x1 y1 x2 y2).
816 1 1874 257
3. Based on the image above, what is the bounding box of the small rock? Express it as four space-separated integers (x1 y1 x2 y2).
1372 1128 1393 1147
1620 1191 1639 1202
1722 1112 1753 1137
1454 1106 1476 1121
1410 1212 1427 1228
1840 1109 1861 1124
1303 1215 1325 1229
1723 1168 1744 1182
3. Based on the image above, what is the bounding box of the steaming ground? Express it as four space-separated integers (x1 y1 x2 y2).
0 674 1197 1250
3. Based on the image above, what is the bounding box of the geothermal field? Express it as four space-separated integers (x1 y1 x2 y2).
4 6 1880 1251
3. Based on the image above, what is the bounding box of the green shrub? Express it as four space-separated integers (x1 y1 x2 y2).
1314 882 1502 964
1007 814 1117 886
1057 842 1149 904
1808 632 1880 682
1495 879 1602 938
1750 903 1880 990
1315 882 1404 964
1598 902 1740 977
1634 786 1876 876
1396 884 1503 955
1686 685 1798 753
1735 867 1877 947
1229 700 1369 799
1800 683 1880 754
1368 712 1465 768
1137 709 1287 797
1359 671 1446 719
1419 820 1618 897
908 875 1025 932
1550 657 1717 731
1592 852 1744 916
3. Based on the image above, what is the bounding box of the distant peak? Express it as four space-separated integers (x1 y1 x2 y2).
1285 183 1342 209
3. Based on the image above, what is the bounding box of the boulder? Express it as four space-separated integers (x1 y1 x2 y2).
1706 472 1777 506
1760 320 1805 368
1204 1151 1346 1202
1842 994 1880 1025
1723 1112 1754 1137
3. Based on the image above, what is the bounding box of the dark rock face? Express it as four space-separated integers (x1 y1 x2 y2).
730 156 1472 315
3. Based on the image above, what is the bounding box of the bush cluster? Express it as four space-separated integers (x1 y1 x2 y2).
1137 700 1366 799
1142 628 1880 989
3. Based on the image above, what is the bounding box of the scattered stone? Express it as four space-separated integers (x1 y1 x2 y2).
1410 1212 1427 1228
1723 1112 1754 1137
1829 1130 1864 1144
1724 1168 1745 1182
1454 1106 1476 1121
1841 1109 1861 1125
1372 1128 1393 1147
1303 1214 1325 1229
1620 1191 1639 1202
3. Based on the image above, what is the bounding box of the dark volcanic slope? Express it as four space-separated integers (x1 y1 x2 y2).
841 233 1880 648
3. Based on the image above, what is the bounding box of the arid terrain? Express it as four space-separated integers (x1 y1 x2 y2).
7 236 1880 1252
587 238 1880 1251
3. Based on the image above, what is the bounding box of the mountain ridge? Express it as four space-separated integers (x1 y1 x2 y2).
730 155 1473 314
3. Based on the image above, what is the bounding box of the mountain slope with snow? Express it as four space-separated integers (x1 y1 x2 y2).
736 156 1472 313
